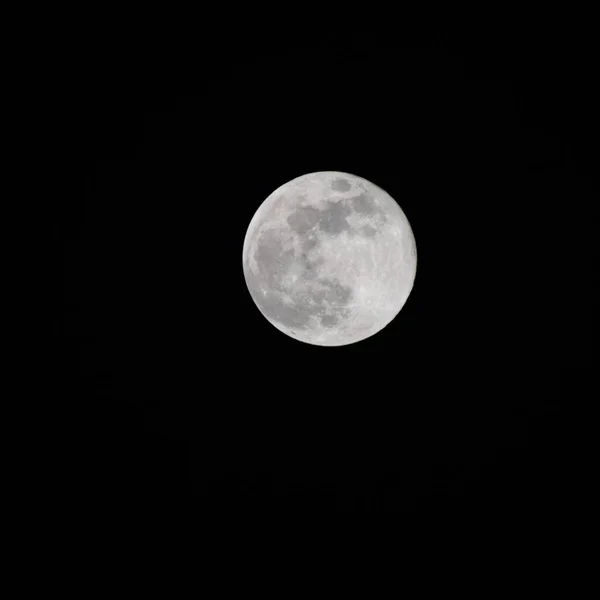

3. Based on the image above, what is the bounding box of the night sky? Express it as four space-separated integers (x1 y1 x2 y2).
59 21 595 526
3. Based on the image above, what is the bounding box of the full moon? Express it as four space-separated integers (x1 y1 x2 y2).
242 171 417 346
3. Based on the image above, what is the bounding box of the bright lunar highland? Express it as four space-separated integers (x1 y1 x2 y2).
242 171 417 346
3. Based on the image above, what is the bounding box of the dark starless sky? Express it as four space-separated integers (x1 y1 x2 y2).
63 25 595 518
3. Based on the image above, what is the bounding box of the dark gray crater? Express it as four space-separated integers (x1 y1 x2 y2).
362 224 378 237
330 177 352 192
320 313 341 328
286 206 320 234
318 200 353 236
350 192 377 215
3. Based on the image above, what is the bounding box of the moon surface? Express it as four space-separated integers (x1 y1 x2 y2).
242 171 417 346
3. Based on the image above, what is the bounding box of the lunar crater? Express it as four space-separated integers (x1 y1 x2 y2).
330 177 352 192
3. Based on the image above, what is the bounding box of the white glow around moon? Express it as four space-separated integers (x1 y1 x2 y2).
242 171 417 346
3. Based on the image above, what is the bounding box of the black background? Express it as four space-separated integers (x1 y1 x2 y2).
60 19 596 522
